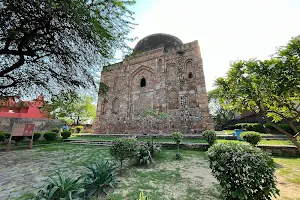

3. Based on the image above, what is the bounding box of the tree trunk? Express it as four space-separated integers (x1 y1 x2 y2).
266 119 300 152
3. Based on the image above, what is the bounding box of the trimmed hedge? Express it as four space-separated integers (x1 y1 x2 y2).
235 123 265 133
241 131 262 146
61 131 71 139
264 123 300 134
51 128 60 133
202 130 217 146
44 132 57 141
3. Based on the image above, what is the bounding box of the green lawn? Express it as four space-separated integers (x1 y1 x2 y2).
1 143 299 200
70 135 295 146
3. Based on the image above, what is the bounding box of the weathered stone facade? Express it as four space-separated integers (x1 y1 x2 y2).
93 33 213 134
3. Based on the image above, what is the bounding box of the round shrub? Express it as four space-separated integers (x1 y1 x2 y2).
61 131 71 139
27 132 42 141
202 130 217 146
43 132 57 141
0 133 5 142
235 123 265 133
206 143 279 200
241 131 262 146
51 128 60 133
110 137 138 167
0 131 10 139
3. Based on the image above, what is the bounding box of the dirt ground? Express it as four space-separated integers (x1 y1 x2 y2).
0 144 299 200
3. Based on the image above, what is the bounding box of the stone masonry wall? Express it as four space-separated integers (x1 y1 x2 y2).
93 40 213 134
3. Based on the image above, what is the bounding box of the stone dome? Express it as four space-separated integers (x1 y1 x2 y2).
133 33 183 53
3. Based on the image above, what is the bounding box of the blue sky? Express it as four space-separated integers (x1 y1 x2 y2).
124 0 300 91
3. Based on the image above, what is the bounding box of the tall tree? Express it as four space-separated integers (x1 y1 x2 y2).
0 0 135 96
215 35 300 151
208 89 235 130
44 91 96 124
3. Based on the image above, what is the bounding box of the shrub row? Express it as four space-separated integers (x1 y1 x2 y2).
0 128 72 143
228 123 300 133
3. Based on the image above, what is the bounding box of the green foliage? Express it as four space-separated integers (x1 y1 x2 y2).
110 138 138 167
12 136 25 143
146 141 161 158
3 132 10 139
172 131 183 145
0 133 5 142
208 89 235 130
137 191 149 200
99 82 110 101
172 131 183 159
84 159 117 197
44 92 96 124
214 35 300 149
202 130 217 146
43 132 57 141
175 152 182 160
264 123 300 133
34 171 84 200
207 143 279 200
0 0 136 96
136 144 153 166
236 123 265 133
241 131 262 146
61 131 72 139
27 132 42 141
75 126 84 133
51 128 60 133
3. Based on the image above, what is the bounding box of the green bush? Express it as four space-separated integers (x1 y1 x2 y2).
75 126 84 133
202 130 217 146
27 132 42 141
43 132 57 141
0 131 10 139
12 136 25 143
241 131 262 146
84 159 117 197
172 131 183 160
34 171 84 200
110 137 138 167
146 141 161 157
264 123 300 133
30 132 42 141
235 123 265 133
207 143 279 200
136 143 153 166
0 133 5 142
278 124 292 132
61 131 71 139
51 128 60 133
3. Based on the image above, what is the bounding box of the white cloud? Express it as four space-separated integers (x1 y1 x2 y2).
125 0 300 91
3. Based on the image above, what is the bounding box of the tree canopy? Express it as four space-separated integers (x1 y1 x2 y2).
208 89 235 130
0 0 135 96
215 35 300 151
44 91 96 124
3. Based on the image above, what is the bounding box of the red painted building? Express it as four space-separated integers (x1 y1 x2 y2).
0 94 48 118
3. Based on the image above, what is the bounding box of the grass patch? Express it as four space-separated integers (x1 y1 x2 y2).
2 143 299 200
274 157 300 184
